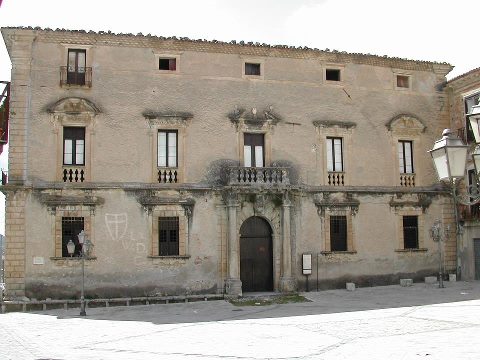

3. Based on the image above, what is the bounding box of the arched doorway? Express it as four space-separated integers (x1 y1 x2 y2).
240 216 273 292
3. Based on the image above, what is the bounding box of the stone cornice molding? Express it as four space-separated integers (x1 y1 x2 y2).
314 193 360 217
1 27 453 74
142 111 193 128
389 194 432 213
138 194 195 216
36 193 104 215
312 120 357 130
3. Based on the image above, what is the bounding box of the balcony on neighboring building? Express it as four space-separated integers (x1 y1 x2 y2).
228 166 290 186
60 66 92 87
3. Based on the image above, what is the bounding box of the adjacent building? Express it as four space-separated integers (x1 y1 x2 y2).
1 27 459 300
447 67 480 280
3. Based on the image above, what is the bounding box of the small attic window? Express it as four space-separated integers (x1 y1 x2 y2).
326 69 341 82
396 75 410 89
245 63 261 76
159 58 176 71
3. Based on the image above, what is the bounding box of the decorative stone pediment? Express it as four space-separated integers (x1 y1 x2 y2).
47 97 101 115
142 110 193 128
137 193 195 217
228 105 281 131
37 193 105 215
389 193 432 213
386 114 426 136
47 97 100 131
314 192 359 217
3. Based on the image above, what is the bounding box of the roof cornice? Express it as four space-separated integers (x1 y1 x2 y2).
1 26 453 74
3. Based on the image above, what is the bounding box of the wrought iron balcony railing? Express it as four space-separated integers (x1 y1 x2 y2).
60 67 92 87
229 166 290 185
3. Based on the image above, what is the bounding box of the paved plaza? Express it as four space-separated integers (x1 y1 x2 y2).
1 281 480 359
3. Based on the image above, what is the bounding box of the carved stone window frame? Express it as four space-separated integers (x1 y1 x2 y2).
242 57 265 80
314 194 359 254
154 52 181 74
143 111 193 183
313 120 356 186
393 208 427 252
393 70 412 91
386 114 426 186
47 97 101 183
60 44 93 88
323 63 345 85
139 194 194 261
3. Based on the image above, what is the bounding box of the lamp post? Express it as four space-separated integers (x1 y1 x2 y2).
66 230 92 317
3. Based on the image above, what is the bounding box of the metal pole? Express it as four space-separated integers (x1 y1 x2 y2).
438 237 444 288
451 181 462 280
80 247 86 316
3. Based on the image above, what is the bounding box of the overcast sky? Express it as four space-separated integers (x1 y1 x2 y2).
0 0 478 233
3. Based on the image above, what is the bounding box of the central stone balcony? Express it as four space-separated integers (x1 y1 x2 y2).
228 166 290 185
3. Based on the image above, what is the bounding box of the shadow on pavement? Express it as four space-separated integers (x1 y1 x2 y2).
37 281 480 325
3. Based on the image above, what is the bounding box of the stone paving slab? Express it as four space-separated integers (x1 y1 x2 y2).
1 281 480 359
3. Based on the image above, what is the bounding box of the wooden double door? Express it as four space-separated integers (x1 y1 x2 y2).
240 217 273 292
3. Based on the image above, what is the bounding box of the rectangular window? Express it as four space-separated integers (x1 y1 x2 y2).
62 217 84 257
398 140 414 174
465 93 480 142
330 216 347 251
244 133 264 167
67 49 86 86
245 63 261 76
396 75 410 88
326 69 341 81
157 130 178 167
159 217 179 256
159 58 176 71
403 216 418 249
326 137 343 172
63 127 85 165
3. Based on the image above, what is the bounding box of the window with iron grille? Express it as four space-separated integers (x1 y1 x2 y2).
157 130 178 167
159 217 179 256
67 49 86 86
62 217 84 257
398 140 414 174
330 215 347 251
403 216 418 249
326 137 343 172
63 127 85 165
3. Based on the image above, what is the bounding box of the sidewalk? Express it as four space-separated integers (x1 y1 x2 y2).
1 281 480 359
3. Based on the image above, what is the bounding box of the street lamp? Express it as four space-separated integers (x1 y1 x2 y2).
66 230 93 316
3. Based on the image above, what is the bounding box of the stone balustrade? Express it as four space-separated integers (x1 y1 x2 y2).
229 166 290 185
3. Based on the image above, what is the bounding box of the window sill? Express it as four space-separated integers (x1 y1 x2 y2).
50 256 97 261
320 251 357 255
148 255 190 259
394 248 428 253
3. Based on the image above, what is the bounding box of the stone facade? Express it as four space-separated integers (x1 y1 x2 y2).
1 27 457 300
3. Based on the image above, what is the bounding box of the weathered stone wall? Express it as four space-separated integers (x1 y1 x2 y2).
1 27 457 298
